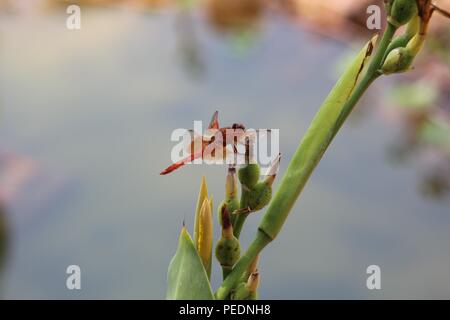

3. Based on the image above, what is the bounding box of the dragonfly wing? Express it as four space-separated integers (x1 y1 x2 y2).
183 133 204 154
202 128 219 142
222 145 244 165
160 150 203 175
201 141 226 164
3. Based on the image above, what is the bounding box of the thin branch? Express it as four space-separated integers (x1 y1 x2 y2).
432 3 450 18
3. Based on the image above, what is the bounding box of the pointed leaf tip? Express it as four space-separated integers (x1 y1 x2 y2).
167 225 214 300
194 177 209 250
197 198 213 278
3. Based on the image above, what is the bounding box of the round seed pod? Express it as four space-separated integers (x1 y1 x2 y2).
246 181 272 211
238 164 260 189
389 0 418 27
215 236 241 268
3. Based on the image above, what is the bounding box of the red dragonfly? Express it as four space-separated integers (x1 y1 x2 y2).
160 111 258 175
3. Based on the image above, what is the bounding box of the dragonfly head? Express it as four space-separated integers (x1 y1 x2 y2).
231 123 245 131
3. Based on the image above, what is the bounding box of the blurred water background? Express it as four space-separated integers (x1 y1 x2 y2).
0 0 449 299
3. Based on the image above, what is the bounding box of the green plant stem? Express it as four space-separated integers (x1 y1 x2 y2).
222 266 232 279
216 230 271 300
259 22 396 240
224 191 249 282
232 192 249 238
232 214 247 239
216 23 397 300
367 23 397 75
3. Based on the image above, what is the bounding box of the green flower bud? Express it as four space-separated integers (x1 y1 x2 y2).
385 14 420 55
215 207 241 268
246 181 272 212
215 237 240 268
389 0 418 27
238 164 260 189
381 47 414 74
381 33 425 74
237 155 279 213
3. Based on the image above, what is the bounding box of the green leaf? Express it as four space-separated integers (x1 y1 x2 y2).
259 35 378 240
166 227 215 300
